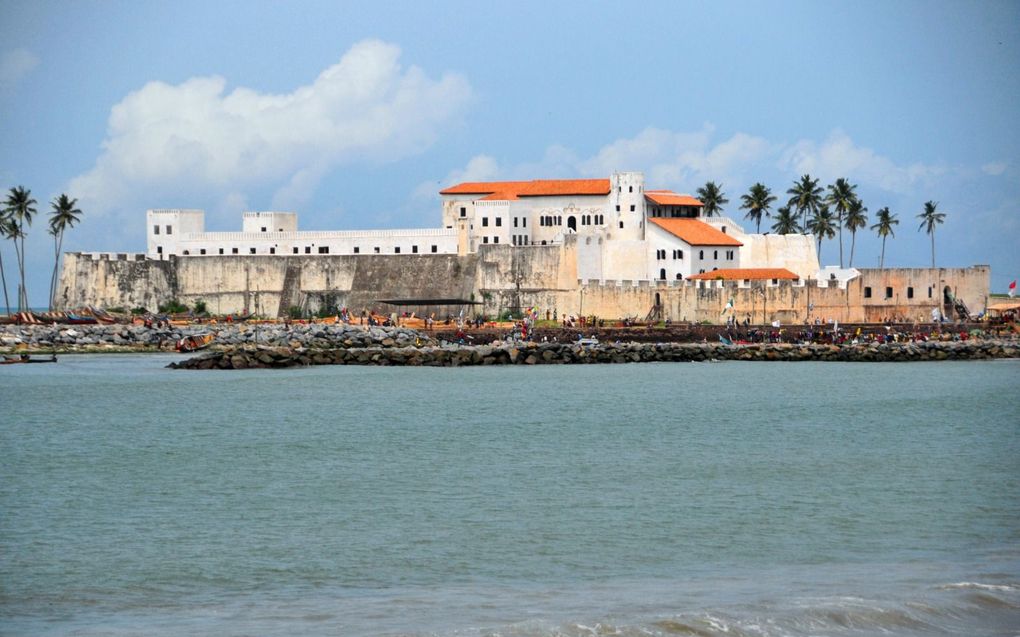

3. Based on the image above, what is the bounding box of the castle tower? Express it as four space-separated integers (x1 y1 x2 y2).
146 209 205 259
609 172 646 241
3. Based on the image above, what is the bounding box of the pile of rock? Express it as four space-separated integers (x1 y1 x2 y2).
168 339 1020 369
0 323 433 352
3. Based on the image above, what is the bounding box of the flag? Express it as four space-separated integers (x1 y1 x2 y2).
1010 280 1017 298
721 297 734 316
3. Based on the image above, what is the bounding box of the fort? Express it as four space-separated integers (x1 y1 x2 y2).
55 172 991 323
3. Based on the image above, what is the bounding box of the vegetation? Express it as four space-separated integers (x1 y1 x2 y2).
825 178 858 268
870 207 898 269
843 197 868 268
917 200 946 268
287 305 304 319
3 186 36 311
770 205 801 235
696 181 728 217
131 306 149 315
193 299 208 315
805 205 837 261
158 299 190 314
47 194 83 310
786 174 823 231
739 182 776 233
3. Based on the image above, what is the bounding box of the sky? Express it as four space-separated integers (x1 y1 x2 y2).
1 0 1018 307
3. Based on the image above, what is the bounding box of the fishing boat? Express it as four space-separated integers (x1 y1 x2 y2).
65 313 99 325
1 353 58 364
175 333 215 352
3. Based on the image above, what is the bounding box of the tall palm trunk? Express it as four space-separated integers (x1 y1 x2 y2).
837 222 844 268
49 232 61 311
0 251 9 313
930 231 935 268
880 237 886 269
12 236 23 311
848 230 857 268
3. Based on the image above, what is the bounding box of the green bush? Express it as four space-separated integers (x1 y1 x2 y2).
158 299 189 314
287 305 304 319
130 307 148 315
193 299 208 315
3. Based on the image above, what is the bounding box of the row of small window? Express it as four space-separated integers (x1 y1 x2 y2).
153 225 172 235
511 235 530 246
168 245 440 256
620 185 641 193
655 248 735 260
615 205 637 212
864 286 932 300
481 236 500 244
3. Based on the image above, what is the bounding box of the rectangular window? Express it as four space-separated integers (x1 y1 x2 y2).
431 245 437 253
864 286 872 298
928 287 933 298
250 247 256 254
619 221 624 229
318 246 329 254
514 217 519 227
460 206 466 217
394 247 400 254
305 246 311 254
907 286 914 299
629 185 633 193
495 217 502 227
232 248 238 254
156 246 162 254
615 205 620 212
153 225 160 235
483 236 489 244
522 218 526 227
482 217 489 227
493 236 499 244
374 247 380 254
412 245 418 253
220 248 225 255
200 249 206 255
166 225 172 235
629 205 635 212
714 250 718 259
269 247 275 254
771 279 778 285
354 246 360 254
261 227 266 232
293 247 298 254
885 286 893 299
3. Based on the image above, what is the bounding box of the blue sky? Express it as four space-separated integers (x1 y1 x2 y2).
1 0 1018 306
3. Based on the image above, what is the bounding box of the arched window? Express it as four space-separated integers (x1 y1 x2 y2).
659 268 666 280
676 273 683 280
699 250 704 260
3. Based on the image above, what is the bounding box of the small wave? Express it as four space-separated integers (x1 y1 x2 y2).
939 581 1018 593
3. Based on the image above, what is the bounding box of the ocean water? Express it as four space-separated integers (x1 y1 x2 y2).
1 355 1018 636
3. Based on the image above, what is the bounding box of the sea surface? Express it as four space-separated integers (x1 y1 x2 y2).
1 355 1018 636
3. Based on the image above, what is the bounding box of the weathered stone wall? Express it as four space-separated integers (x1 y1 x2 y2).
56 248 990 324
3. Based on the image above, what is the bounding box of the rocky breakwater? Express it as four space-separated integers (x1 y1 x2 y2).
0 323 432 353
168 339 1020 369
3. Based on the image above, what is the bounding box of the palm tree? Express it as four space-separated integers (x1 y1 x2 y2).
786 174 823 232
0 208 11 313
739 182 776 233
696 181 728 217
48 194 83 310
805 205 837 263
3 186 36 311
843 197 868 268
917 200 945 269
825 178 857 268
770 205 801 234
870 207 898 269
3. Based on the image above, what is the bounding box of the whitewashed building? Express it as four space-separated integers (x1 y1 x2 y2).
145 171 818 282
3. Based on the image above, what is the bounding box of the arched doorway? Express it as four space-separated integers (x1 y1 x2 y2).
567 216 577 232
655 292 661 306
659 268 666 280
943 286 954 319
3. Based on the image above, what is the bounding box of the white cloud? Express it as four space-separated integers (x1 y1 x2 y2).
981 161 1007 176
69 39 472 219
0 48 39 90
437 126 945 201
778 129 947 194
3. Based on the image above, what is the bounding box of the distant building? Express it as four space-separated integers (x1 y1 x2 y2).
145 171 819 281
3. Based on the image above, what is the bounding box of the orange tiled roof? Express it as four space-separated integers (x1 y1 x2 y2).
688 268 800 281
645 190 703 207
440 179 611 200
648 218 743 246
